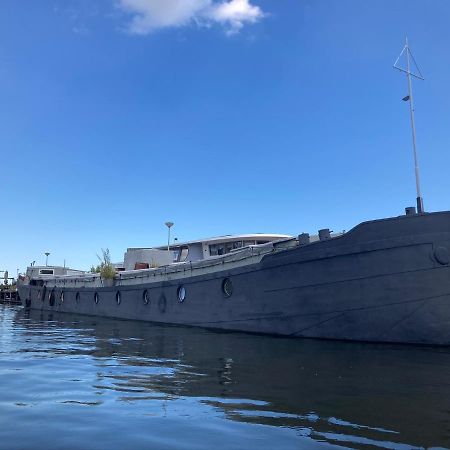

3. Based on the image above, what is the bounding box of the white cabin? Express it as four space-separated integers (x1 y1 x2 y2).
124 234 292 270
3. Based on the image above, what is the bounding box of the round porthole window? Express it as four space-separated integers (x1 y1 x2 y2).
116 291 121 305
76 292 80 303
222 278 233 298
49 290 55 307
94 292 99 304
60 291 64 304
177 286 186 303
143 290 150 305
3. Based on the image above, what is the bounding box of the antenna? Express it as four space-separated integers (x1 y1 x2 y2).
394 36 425 213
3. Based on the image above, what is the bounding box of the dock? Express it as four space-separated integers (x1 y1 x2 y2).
0 289 20 304
0 269 21 304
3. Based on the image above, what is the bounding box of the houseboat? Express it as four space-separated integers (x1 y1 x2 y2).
17 209 450 345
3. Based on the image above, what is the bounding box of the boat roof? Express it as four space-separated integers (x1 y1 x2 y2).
25 265 86 273
128 233 293 251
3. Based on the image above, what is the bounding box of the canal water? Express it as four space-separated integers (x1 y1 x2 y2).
0 305 449 450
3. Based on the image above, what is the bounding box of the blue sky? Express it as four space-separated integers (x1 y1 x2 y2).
1 0 450 274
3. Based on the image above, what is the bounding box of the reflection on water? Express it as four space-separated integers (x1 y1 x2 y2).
0 305 449 449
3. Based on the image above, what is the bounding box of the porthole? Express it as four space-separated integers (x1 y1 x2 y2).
60 291 64 304
116 291 121 305
143 290 150 305
177 286 186 303
49 290 55 307
222 278 233 298
94 292 99 304
76 292 80 303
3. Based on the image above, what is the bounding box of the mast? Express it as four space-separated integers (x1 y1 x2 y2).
394 37 425 213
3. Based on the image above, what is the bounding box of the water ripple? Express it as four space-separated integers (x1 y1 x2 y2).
0 305 449 449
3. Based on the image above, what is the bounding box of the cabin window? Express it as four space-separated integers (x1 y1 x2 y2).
39 269 54 275
209 244 226 256
178 247 189 262
210 241 246 256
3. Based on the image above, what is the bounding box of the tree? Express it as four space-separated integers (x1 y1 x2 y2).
92 248 116 280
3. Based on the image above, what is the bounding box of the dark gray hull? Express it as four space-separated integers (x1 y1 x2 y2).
18 211 450 345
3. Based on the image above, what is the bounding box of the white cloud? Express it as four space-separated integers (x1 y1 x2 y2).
117 0 265 35
210 0 264 35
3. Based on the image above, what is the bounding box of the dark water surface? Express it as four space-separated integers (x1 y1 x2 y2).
1 305 449 450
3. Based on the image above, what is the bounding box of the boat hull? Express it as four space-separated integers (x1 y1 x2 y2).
18 212 450 345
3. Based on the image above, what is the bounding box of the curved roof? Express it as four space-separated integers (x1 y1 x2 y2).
128 234 293 251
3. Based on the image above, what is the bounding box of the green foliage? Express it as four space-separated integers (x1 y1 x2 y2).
101 264 116 280
90 265 101 274
94 248 116 280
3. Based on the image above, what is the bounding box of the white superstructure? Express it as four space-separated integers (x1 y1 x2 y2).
125 233 292 269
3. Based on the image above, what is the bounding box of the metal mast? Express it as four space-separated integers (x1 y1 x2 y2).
394 37 425 213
